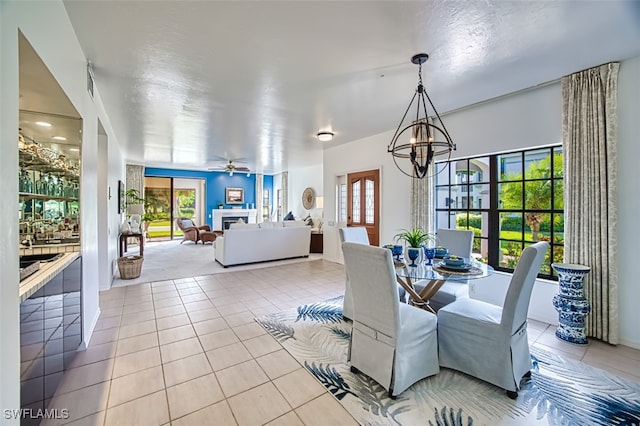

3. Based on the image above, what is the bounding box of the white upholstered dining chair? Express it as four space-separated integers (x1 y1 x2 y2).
437 241 549 398
342 242 440 397
339 227 370 320
418 228 475 311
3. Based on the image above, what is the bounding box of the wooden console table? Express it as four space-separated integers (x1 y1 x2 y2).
119 233 144 257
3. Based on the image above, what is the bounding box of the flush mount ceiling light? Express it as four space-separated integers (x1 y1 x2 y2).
35 121 52 127
316 131 334 142
387 53 455 179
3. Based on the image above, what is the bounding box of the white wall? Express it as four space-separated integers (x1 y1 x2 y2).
288 164 323 219
323 59 640 348
1 1 126 416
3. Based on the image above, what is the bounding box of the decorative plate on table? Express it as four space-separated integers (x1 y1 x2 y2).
436 261 472 272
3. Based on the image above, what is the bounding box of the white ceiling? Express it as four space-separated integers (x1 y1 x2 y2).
59 1 640 174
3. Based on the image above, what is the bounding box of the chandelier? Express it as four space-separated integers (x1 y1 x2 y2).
387 53 455 179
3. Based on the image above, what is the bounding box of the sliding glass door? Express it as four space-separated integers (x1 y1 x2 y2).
143 177 206 241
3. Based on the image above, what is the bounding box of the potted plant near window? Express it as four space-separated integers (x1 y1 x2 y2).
394 228 436 267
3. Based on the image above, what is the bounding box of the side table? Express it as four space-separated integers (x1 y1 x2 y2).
310 232 323 253
119 232 144 257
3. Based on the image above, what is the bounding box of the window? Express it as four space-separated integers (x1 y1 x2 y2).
262 189 270 221
435 146 563 279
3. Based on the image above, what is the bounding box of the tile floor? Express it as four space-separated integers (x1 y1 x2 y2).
43 259 640 425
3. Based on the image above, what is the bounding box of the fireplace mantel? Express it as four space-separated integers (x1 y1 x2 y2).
212 209 257 230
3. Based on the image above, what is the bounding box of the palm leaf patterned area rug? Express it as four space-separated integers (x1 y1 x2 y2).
255 296 640 426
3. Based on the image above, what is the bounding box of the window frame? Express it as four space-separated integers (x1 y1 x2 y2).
435 145 563 280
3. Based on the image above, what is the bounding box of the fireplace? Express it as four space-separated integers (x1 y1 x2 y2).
222 216 249 230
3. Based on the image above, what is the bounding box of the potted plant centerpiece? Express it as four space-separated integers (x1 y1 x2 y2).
394 228 436 267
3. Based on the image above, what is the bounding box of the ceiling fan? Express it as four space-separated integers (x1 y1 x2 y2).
209 159 250 176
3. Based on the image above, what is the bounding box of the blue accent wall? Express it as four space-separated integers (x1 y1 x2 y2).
145 167 258 228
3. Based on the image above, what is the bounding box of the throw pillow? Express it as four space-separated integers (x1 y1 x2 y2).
283 211 295 221
181 219 194 228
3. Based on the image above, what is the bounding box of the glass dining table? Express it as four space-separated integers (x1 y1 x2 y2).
395 259 494 313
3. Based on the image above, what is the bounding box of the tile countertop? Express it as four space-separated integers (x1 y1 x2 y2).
19 252 80 303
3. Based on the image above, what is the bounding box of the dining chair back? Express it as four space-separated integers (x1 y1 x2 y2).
437 241 549 398
342 242 439 397
339 227 369 320
436 228 474 258
426 228 475 311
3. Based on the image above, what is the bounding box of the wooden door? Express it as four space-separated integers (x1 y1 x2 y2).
347 169 380 246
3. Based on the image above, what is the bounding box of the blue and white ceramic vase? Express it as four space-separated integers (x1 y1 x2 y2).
551 263 591 345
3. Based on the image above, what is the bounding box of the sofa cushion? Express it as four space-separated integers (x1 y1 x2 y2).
259 221 275 229
229 223 260 230
283 220 306 228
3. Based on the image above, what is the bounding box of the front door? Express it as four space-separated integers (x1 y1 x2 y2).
346 169 380 246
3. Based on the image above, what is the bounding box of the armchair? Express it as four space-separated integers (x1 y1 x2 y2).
176 217 212 244
437 241 549 398
342 242 439 398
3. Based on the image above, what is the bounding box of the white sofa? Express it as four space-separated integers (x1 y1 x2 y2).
214 221 311 267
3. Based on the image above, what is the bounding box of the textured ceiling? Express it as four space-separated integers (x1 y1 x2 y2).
58 1 640 174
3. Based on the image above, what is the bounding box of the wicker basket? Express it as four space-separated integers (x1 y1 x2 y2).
118 255 143 279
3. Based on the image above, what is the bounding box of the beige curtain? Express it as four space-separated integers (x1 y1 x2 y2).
410 172 435 235
562 62 619 344
255 173 263 223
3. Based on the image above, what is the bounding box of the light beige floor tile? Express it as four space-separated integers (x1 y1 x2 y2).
206 342 253 371
158 324 196 345
227 382 291 426
224 311 256 327
153 297 183 309
216 359 270 397
273 369 327 408
46 381 110 425
104 390 169 426
155 304 186 319
124 294 153 306
88 327 120 345
112 347 162 378
180 292 209 303
256 349 300 380
166 373 225 419
243 334 282 358
68 341 117 368
120 308 155 326
156 312 191 331
192 317 229 336
163 352 213 387
160 337 203 363
122 301 154 314
153 290 180 300
198 328 240 352
187 308 221 323
232 322 267 341
55 359 114 395
108 365 165 407
294 394 358 426
171 400 237 426
183 299 215 312
99 306 123 319
264 411 304 426
116 331 159 356
118 319 157 340
93 316 121 331
216 302 249 316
